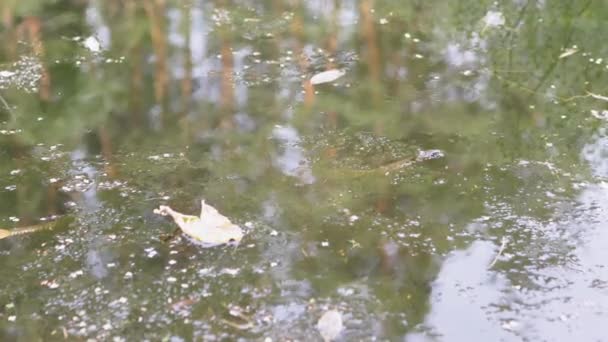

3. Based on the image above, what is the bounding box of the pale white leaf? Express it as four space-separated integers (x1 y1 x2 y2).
154 200 243 246
559 48 578 59
317 310 343 342
310 69 346 85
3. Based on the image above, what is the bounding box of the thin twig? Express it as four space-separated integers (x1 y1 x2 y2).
488 237 508 269
0 93 15 122
588 91 608 102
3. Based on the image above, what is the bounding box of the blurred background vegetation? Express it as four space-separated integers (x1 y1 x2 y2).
0 0 607 340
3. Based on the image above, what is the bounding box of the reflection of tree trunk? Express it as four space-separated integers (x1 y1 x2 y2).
127 2 143 125
360 0 385 133
144 0 169 118
1 6 17 58
359 0 381 99
181 4 193 116
98 127 118 178
130 44 144 125
290 3 315 108
326 0 339 67
219 39 234 129
47 183 59 216
19 17 51 101
375 194 391 214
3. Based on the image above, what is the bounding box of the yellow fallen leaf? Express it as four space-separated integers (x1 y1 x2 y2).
154 200 243 246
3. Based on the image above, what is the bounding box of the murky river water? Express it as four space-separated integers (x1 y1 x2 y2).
1 1 608 341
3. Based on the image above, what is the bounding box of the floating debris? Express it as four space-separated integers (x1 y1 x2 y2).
483 10 505 28
145 247 158 258
83 36 102 53
69 270 84 279
0 216 72 240
154 200 244 247
41 279 60 289
310 69 346 85
591 110 608 121
588 92 608 102
559 48 579 59
488 237 508 269
317 310 344 341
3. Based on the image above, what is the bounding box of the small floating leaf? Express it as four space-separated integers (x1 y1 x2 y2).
559 48 578 59
310 69 346 85
317 310 344 342
154 200 243 247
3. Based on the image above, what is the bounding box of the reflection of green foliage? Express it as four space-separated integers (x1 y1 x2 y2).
0 0 607 339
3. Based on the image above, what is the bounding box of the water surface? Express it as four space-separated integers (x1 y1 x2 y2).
1 1 607 341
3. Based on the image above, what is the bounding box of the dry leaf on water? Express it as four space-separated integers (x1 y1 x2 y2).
558 48 578 59
310 69 346 85
317 310 344 342
154 200 243 246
